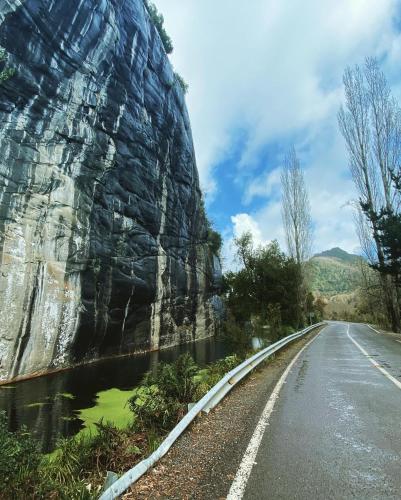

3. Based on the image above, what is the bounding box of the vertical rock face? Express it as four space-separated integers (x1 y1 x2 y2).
0 0 221 382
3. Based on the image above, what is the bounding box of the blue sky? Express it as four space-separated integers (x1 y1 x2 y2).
156 0 401 269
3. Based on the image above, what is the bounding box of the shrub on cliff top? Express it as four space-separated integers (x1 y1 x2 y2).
0 47 15 84
207 228 223 255
174 72 189 94
144 1 173 54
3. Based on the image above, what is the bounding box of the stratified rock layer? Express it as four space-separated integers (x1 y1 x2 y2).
0 0 221 381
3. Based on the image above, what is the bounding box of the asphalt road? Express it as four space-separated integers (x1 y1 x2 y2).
232 322 401 500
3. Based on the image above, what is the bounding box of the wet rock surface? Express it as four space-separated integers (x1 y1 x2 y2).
0 0 220 381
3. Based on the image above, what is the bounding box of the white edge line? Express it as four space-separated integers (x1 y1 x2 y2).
226 329 324 500
366 323 401 346
366 324 381 335
347 324 401 390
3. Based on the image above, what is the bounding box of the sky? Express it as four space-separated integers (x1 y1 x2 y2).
155 0 401 269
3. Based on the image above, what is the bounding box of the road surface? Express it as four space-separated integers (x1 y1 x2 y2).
229 322 401 500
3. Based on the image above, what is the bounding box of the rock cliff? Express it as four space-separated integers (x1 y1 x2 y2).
0 0 221 381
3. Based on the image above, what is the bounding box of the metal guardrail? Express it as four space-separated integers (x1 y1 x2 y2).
99 322 325 500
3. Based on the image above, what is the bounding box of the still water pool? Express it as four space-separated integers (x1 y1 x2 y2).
0 337 235 451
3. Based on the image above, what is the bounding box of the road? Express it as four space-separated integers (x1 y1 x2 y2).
228 322 401 500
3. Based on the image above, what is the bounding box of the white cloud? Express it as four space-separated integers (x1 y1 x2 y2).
155 0 401 265
243 167 282 205
221 213 270 271
231 213 266 246
157 0 400 185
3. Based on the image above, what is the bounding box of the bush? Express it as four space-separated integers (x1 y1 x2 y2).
198 199 222 255
0 411 40 496
193 354 241 400
207 228 222 255
266 303 282 341
129 353 245 431
0 47 15 84
174 72 189 94
129 354 199 432
219 312 250 354
142 353 199 403
129 384 182 432
144 1 173 54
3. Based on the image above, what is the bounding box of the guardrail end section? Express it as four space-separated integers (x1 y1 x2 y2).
101 471 119 495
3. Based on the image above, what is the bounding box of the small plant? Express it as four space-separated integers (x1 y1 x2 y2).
174 72 189 94
144 1 173 54
198 198 223 255
0 47 15 84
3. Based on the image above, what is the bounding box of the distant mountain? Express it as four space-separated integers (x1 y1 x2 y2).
313 247 362 264
309 247 363 297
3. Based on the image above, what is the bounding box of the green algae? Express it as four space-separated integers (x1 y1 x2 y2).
26 402 47 408
56 392 76 400
77 388 133 436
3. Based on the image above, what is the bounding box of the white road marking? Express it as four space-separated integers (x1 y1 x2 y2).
347 324 401 390
366 323 401 346
366 324 381 335
226 330 324 500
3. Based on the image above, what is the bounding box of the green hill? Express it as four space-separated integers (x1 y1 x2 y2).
313 247 361 264
308 248 363 297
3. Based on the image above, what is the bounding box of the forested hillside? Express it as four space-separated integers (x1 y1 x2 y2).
309 247 362 297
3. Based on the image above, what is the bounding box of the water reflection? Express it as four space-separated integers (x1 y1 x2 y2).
0 337 233 451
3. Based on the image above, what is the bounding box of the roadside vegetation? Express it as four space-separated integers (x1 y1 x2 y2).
222 232 323 345
0 353 245 498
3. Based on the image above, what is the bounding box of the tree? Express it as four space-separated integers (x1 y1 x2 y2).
224 234 303 334
234 231 254 269
338 57 401 331
281 147 313 326
281 146 313 265
373 211 401 286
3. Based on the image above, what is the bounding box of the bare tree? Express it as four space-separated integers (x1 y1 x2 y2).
281 146 313 265
338 57 401 331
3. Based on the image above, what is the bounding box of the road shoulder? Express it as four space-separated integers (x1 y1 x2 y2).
123 327 324 499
